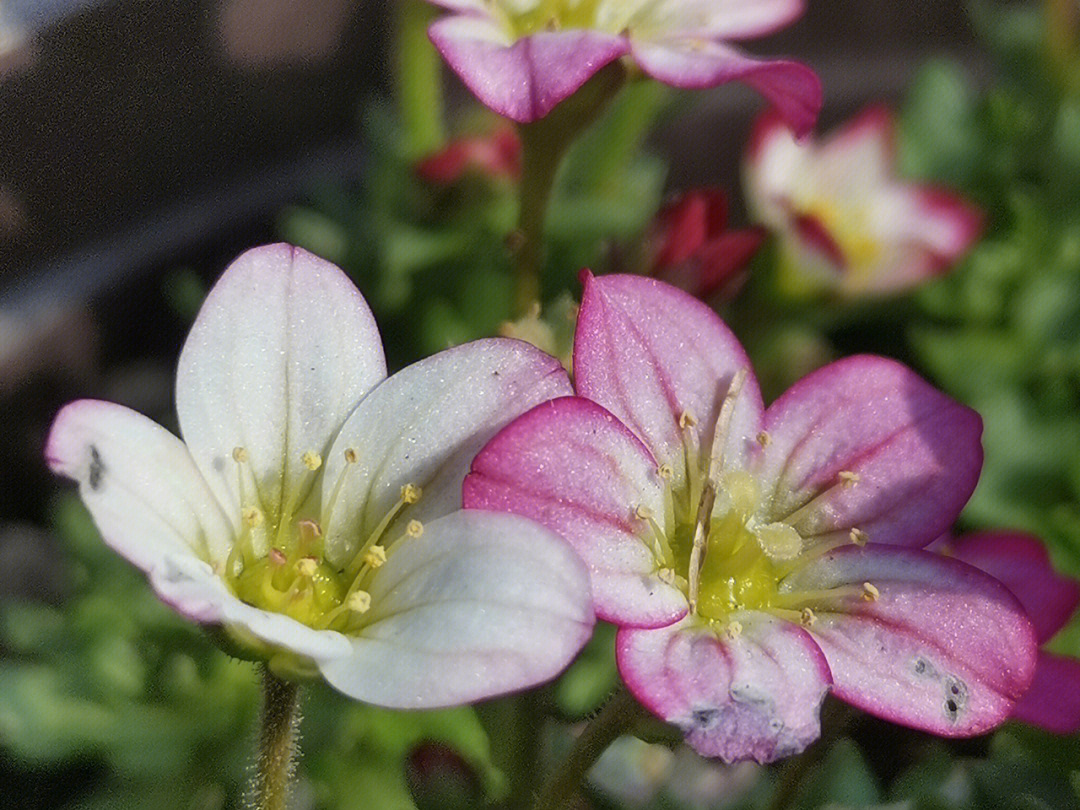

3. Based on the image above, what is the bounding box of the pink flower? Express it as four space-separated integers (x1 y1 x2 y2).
425 0 821 132
744 106 983 298
646 188 765 301
464 272 1037 762
416 126 522 185
46 244 593 707
934 532 1080 735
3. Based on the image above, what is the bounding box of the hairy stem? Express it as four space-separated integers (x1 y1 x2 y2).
250 668 302 810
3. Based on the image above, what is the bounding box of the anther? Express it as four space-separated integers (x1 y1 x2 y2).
347 590 372 614
657 568 676 585
296 557 318 578
243 506 264 528
839 470 860 487
862 582 880 602
849 528 868 547
800 607 816 627
298 519 323 549
724 621 743 641
756 431 772 448
269 548 287 567
635 504 655 520
232 446 249 463
363 545 387 569
401 483 423 504
678 410 698 430
302 451 323 471
657 464 674 480
343 448 358 464
406 519 424 538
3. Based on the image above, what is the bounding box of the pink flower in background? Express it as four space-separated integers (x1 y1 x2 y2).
646 188 765 301
465 272 1037 763
416 126 522 185
743 106 983 297
46 244 593 707
934 532 1080 735
426 0 821 132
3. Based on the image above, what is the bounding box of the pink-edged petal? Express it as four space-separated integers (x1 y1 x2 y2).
1011 652 1080 734
630 0 805 41
464 396 687 628
617 613 831 763
815 105 895 193
45 400 236 572
429 16 628 122
758 355 983 548
319 510 594 708
785 544 1038 736
574 272 763 485
874 185 983 265
631 39 820 138
321 338 571 567
175 244 386 524
743 110 807 228
947 532 1080 642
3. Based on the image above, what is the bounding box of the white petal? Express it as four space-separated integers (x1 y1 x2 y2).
318 510 594 708
175 244 386 524
320 338 571 566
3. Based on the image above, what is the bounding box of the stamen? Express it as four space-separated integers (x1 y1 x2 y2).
800 607 816 627
401 483 423 504
363 545 387 569
657 568 676 586
686 483 717 613
298 519 322 545
635 504 674 565
243 506 264 528
756 431 772 448
839 470 860 487
849 528 869 546
344 447 358 464
724 620 743 641
232 446 249 463
754 522 803 561
706 368 748 483
347 590 372 614
296 557 318 578
302 451 323 471
678 411 698 430
269 548 287 567
322 448 360 527
406 519 424 538
862 582 880 602
635 504 654 520
348 483 423 577
657 464 674 481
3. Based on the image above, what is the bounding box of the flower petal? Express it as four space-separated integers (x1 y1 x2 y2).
318 510 594 708
631 0 805 40
1011 652 1080 735
574 272 763 485
758 355 983 548
464 396 688 627
617 613 831 763
429 16 628 122
784 544 1038 736
631 39 821 137
45 400 235 572
815 105 895 193
946 532 1080 643
175 244 386 524
321 338 571 566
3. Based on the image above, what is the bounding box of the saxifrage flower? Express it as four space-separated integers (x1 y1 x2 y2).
465 271 1037 762
743 106 983 298
934 532 1080 735
426 0 822 132
46 243 593 708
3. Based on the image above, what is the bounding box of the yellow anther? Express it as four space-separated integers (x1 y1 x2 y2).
839 470 860 487
363 545 387 569
657 568 676 585
296 557 318 578
635 504 655 520
298 519 323 543
406 519 424 538
232 446 249 463
756 431 772 448
269 548 287 567
302 451 323 471
401 483 423 504
347 590 372 614
800 607 816 627
657 464 674 480
724 621 743 641
678 411 698 430
849 528 869 547
862 582 880 602
343 448 358 464
242 506 264 528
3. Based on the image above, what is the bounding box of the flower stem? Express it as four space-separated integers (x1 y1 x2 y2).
396 0 445 159
531 684 643 810
250 667 302 810
511 63 627 315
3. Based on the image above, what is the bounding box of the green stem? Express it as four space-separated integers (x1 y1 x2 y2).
531 684 643 810
396 0 445 158
511 62 627 315
250 668 302 810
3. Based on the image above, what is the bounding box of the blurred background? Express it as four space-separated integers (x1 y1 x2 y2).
5 1 1080 808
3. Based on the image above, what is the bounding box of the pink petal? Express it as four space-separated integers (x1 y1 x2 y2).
464 396 688 628
631 39 821 138
429 16 628 122
784 544 1038 736
947 532 1080 643
758 355 983 548
888 186 984 263
617 614 831 763
1011 652 1080 735
574 272 763 486
651 189 729 269
175 244 386 524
